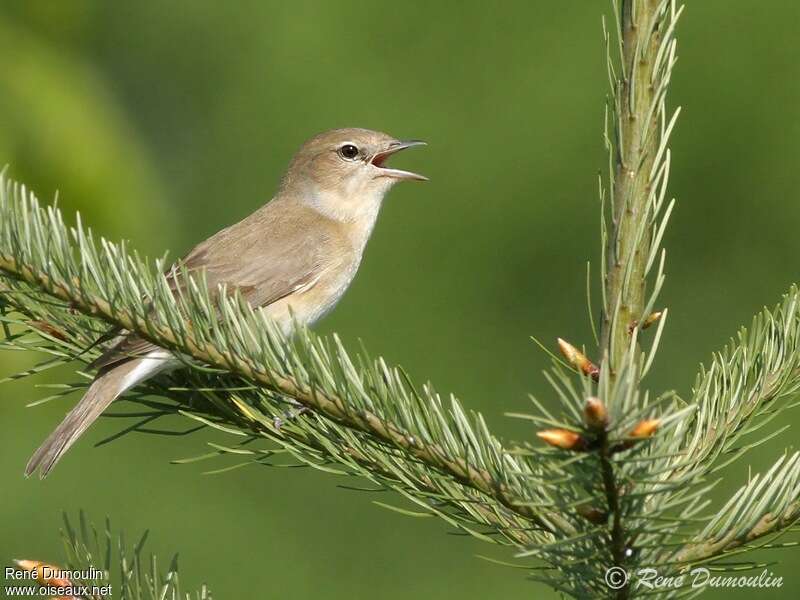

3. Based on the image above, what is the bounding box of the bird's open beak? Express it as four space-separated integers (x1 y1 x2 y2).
371 140 428 181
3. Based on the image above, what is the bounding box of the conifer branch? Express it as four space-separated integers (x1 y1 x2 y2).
0 176 573 547
601 0 681 374
671 453 800 565
0 254 560 536
593 0 683 595
599 427 627 591
15 512 211 600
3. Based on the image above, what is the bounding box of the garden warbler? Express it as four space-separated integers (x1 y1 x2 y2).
26 128 426 477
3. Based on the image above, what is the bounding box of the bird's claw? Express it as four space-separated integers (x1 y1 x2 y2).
273 405 309 430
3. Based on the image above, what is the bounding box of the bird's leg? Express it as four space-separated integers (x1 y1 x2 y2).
273 399 309 430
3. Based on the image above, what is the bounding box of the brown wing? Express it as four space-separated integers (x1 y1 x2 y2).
89 199 340 370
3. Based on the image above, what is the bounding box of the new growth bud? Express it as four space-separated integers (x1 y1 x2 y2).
628 418 660 439
14 559 73 587
627 310 664 334
583 396 608 430
610 418 661 453
576 504 608 524
641 311 663 330
28 320 68 342
537 428 587 451
557 338 600 381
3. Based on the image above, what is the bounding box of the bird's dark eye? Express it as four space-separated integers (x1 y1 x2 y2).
338 144 359 160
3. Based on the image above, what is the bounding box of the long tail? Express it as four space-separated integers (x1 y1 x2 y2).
26 355 169 478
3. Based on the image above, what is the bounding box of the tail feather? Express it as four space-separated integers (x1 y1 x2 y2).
26 354 170 478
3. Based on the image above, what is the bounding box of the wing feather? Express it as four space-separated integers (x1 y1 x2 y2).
90 200 339 370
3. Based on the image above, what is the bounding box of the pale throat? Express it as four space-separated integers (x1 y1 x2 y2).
305 183 390 247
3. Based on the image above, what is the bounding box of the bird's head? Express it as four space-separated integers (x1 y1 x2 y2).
280 128 427 222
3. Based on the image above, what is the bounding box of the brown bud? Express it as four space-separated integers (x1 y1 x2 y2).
641 311 663 330
537 428 587 451
610 419 662 453
628 418 660 439
28 320 68 342
576 504 608 524
14 559 73 587
628 311 664 333
557 338 600 381
583 396 608 429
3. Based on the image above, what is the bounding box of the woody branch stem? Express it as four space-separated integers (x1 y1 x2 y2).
0 253 572 535
601 0 663 371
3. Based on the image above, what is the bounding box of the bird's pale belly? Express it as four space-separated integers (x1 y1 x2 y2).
263 261 360 334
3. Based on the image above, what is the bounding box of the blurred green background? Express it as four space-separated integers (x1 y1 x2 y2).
1 1 799 598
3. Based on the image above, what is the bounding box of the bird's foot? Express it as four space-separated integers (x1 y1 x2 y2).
273 404 309 430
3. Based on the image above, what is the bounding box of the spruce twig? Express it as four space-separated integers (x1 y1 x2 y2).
0 181 573 546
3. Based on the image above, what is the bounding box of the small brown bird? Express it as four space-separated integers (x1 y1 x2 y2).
26 128 426 477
